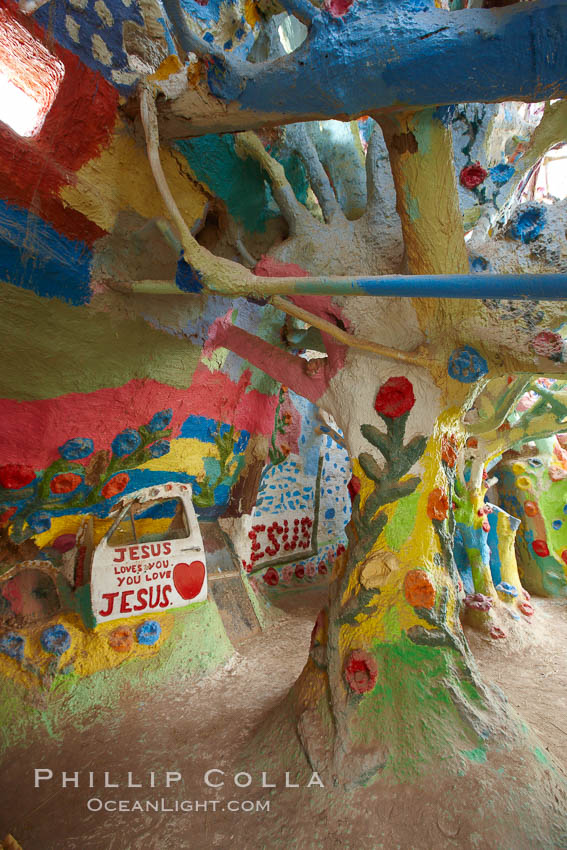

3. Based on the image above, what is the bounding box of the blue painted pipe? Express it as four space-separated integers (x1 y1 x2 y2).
292 273 567 300
131 272 567 300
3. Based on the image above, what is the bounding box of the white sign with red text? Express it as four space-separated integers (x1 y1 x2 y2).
90 484 207 624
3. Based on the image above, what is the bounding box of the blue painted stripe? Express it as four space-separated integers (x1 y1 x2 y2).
0 200 92 305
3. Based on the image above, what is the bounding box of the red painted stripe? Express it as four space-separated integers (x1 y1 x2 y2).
0 375 279 468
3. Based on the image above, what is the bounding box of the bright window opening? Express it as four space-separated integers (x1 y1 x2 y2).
0 9 64 137
521 144 567 204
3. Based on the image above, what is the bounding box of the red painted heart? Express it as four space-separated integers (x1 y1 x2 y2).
173 561 206 600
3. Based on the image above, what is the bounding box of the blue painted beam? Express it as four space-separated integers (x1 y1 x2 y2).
163 0 567 135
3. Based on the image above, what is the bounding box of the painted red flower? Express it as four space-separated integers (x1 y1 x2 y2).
519 601 535 617
347 475 361 501
532 539 550 558
427 488 449 521
460 162 488 189
374 376 415 419
0 464 35 489
490 626 506 640
101 473 129 499
562 551 567 567
318 561 328 575
532 330 563 359
262 567 279 586
50 473 82 494
295 564 305 579
344 649 378 694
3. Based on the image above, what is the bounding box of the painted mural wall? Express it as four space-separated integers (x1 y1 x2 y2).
1 1 567 818
222 390 350 589
0 0 308 712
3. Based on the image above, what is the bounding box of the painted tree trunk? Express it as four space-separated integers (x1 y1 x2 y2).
379 108 468 276
296 393 497 783
491 507 523 591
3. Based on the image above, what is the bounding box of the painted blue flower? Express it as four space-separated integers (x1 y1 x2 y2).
0 632 25 661
148 409 173 433
234 430 250 455
40 624 71 656
112 428 142 457
469 255 490 273
496 581 518 598
58 438 94 460
507 203 546 244
553 519 563 530
148 440 170 459
490 163 515 185
136 620 162 646
448 346 489 383
27 511 51 534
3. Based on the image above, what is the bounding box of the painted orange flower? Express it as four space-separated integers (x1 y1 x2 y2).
427 488 449 521
108 626 134 653
404 569 436 609
441 435 457 468
524 501 539 517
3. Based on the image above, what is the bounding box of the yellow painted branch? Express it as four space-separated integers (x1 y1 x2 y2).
271 295 434 368
379 109 468 276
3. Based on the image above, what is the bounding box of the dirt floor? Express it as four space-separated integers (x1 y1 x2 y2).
1 588 567 850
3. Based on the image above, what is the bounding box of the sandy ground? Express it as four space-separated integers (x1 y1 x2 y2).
1 588 567 850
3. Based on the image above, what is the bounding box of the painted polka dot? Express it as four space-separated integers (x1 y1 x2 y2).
516 476 532 491
524 501 539 517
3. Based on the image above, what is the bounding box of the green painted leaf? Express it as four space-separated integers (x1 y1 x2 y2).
407 625 450 647
386 477 421 502
358 452 383 483
360 424 391 460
